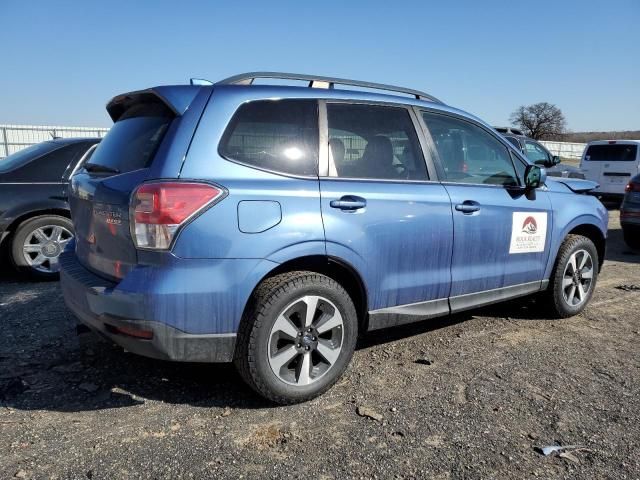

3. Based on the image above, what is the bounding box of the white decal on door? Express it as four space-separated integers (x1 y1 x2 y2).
509 212 548 254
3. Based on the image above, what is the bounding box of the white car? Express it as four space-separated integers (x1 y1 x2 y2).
580 140 640 200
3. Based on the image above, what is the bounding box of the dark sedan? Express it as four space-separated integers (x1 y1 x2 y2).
621 174 640 249
0 137 100 278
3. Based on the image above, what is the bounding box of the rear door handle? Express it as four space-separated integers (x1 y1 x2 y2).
330 195 367 211
455 201 480 214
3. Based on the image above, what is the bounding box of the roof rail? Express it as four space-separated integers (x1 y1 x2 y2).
215 72 443 104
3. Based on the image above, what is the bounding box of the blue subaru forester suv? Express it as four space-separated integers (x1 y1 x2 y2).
60 73 608 404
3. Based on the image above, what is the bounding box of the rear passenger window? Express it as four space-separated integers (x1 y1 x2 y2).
422 112 519 186
327 104 427 181
505 136 522 150
220 100 319 176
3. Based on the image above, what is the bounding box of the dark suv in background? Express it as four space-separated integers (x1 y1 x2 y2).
495 127 585 179
0 137 100 279
621 174 640 249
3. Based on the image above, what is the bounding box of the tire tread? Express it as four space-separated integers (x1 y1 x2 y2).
234 270 356 405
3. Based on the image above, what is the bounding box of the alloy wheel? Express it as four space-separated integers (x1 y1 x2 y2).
562 249 594 307
268 295 344 386
22 225 73 273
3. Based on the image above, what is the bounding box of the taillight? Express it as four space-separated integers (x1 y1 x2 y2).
625 181 640 193
130 182 224 249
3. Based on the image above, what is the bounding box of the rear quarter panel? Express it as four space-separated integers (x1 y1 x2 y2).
173 87 326 262
0 183 68 235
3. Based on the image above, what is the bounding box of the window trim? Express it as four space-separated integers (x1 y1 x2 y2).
320 99 437 183
66 142 99 180
416 108 528 188
217 98 321 179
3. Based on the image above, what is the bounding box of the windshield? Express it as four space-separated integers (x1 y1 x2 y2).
0 142 61 173
86 102 173 174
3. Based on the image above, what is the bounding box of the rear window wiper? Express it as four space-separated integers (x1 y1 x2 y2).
84 163 120 174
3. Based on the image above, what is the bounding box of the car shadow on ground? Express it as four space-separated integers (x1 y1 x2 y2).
0 311 480 414
0 280 542 416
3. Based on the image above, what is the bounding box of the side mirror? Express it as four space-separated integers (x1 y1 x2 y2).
524 164 546 189
552 155 561 165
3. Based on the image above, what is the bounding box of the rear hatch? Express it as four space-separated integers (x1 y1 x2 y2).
69 89 199 281
581 142 639 194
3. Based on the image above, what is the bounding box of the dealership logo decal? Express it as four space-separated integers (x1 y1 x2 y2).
509 212 547 254
521 216 538 234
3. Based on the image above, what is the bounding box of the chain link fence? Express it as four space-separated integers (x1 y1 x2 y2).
0 124 110 159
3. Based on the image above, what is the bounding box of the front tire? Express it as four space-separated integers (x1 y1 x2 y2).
10 215 74 280
234 271 358 405
544 234 599 318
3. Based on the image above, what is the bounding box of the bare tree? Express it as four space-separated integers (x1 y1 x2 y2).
509 102 566 140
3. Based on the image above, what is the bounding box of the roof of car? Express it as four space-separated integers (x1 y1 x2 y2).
494 126 525 136
111 72 492 131
47 137 101 145
586 140 640 145
215 71 444 103
209 83 487 127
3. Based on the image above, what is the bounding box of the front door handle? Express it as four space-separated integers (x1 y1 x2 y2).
455 201 480 214
330 195 367 211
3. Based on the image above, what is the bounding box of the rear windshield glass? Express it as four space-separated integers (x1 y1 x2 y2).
585 144 638 162
504 136 522 149
87 102 173 174
0 142 61 173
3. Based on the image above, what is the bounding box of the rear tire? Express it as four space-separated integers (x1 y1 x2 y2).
234 271 358 405
623 226 640 250
10 215 74 280
543 234 599 318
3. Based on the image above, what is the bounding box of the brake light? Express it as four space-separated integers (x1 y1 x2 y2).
625 181 640 193
131 182 224 249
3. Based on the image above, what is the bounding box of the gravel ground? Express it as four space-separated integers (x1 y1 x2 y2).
1 209 639 480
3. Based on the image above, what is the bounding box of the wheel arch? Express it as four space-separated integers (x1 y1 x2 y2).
567 223 606 270
1 208 72 247
243 255 369 334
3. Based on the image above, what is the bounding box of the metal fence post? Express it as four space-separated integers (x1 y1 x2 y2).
1 127 8 158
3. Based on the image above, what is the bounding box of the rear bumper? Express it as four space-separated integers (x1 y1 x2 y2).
620 201 640 227
60 251 237 362
621 216 640 228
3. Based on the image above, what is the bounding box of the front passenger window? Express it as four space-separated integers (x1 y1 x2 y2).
422 112 519 186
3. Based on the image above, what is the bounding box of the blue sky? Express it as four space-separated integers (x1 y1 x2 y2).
1 0 638 131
